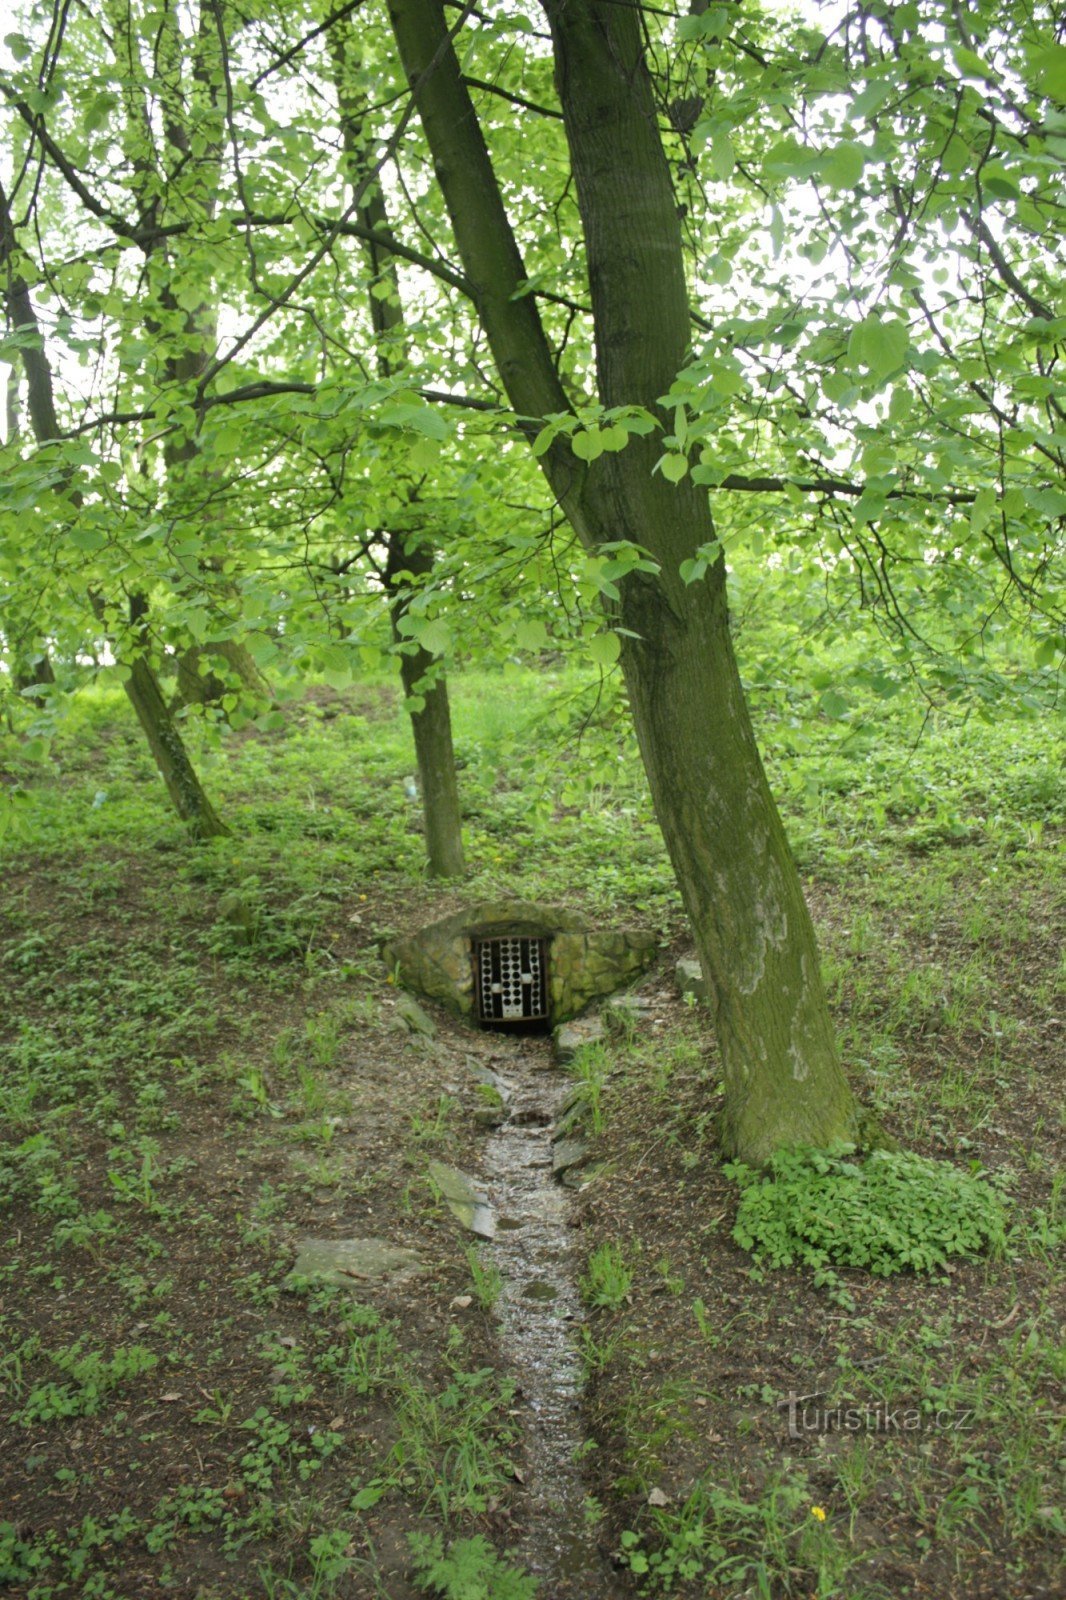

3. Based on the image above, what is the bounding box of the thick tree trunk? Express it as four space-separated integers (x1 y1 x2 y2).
388 0 860 1159
384 534 466 878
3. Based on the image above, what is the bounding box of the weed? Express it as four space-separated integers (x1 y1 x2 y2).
581 1242 634 1309
727 1145 1008 1292
314 1301 399 1395
14 1343 158 1425
407 1532 537 1599
619 1469 873 1597
566 1042 611 1135
464 1245 503 1311
409 1093 459 1144
389 1368 516 1517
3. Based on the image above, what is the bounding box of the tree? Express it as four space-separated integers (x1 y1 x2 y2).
381 0 855 1158
2 0 1060 1157
0 175 228 838
329 13 466 877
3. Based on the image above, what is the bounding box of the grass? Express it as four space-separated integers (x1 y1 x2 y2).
0 612 1061 1597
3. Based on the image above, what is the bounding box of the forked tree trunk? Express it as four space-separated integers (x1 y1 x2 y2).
388 0 859 1159
384 534 466 878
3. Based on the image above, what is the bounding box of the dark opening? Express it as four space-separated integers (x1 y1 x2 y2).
475 936 550 1029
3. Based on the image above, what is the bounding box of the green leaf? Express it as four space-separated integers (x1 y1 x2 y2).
1027 43 1066 102
515 618 548 651
588 631 621 667
819 688 850 719
571 429 604 461
319 644 352 688
952 46 999 85
710 131 735 180
416 617 448 656
658 453 689 483
847 315 909 379
819 140 866 189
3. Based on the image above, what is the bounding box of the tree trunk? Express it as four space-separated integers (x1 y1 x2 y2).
124 656 228 839
388 0 859 1160
14 652 56 693
384 534 466 878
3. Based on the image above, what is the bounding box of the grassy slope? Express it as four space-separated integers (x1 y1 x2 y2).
0 645 1062 1599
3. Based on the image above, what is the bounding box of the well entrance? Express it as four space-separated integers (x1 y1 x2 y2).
475 935 550 1026
381 898 659 1029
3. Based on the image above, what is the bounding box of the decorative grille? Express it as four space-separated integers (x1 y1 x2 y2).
476 937 549 1023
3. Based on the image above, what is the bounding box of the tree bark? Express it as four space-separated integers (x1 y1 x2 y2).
384 533 466 878
387 0 859 1159
124 602 228 838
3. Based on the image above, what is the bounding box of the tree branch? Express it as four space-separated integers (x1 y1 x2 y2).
462 74 564 120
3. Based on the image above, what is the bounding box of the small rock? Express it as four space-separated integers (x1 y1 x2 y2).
553 1016 605 1064
285 1237 423 1289
552 1136 589 1179
675 956 710 1005
428 1161 497 1239
396 994 437 1037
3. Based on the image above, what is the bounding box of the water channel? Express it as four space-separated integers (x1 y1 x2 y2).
471 1032 619 1599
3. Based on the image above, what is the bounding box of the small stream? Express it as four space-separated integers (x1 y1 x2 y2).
471 1033 618 1599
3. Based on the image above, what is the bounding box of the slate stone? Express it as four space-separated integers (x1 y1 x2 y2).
676 956 710 1005
395 993 437 1037
286 1236 423 1289
428 1160 497 1239
551 1137 589 1179
553 1014 606 1064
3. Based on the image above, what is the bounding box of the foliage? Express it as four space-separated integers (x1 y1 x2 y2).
619 1470 861 1597
580 1242 635 1309
0 0 1061 723
407 1532 537 1600
389 1367 517 1517
726 1145 1008 1284
13 1342 158 1424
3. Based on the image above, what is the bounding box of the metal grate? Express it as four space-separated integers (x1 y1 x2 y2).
476 936 549 1023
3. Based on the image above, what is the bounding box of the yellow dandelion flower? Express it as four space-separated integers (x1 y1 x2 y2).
810 1506 827 1522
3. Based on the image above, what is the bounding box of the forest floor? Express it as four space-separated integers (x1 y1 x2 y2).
0 672 1062 1600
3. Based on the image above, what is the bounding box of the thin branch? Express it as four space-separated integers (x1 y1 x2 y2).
249 0 369 89
462 74 564 120
712 473 977 506
965 210 1055 321
0 77 141 240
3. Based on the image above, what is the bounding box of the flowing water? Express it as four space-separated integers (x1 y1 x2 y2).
472 1033 619 1599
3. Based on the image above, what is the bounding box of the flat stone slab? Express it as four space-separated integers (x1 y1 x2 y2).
676 956 710 1005
553 1015 606 1064
395 994 437 1037
428 1160 497 1239
286 1236 423 1288
552 1136 589 1179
